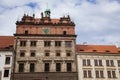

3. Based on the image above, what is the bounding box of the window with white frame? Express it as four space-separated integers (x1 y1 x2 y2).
83 59 91 66
94 59 102 66
107 70 116 78
95 70 104 78
106 60 114 66
83 70 92 78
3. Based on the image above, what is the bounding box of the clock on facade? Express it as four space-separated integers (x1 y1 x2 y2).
42 28 50 34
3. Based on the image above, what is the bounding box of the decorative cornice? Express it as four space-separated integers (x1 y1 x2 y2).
14 34 77 37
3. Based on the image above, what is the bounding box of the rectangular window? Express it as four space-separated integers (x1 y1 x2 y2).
19 63 24 72
56 50 61 57
83 70 92 78
83 59 91 66
65 41 72 47
110 60 114 66
45 50 50 56
67 63 72 72
117 60 120 67
95 70 104 78
66 50 71 57
55 41 61 47
96 71 99 78
20 41 26 46
5 57 10 64
83 59 86 66
3 70 9 77
100 71 104 78
45 63 49 72
83 70 87 78
107 70 116 78
106 60 114 66
30 52 35 57
112 71 116 78
20 52 25 57
94 59 102 66
88 70 92 78
44 41 51 47
56 63 61 72
30 63 35 72
30 41 37 46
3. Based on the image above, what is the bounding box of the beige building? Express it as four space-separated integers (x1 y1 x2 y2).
13 9 77 80
76 45 120 80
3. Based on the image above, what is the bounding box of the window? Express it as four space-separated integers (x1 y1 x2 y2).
3 70 9 77
66 52 71 57
19 63 24 72
66 50 71 57
83 70 92 78
5 57 10 64
107 70 116 78
30 41 37 46
56 50 61 56
83 59 91 66
20 52 25 57
117 60 120 67
67 63 72 72
95 70 104 78
44 63 49 72
65 41 72 47
55 41 61 47
30 41 36 46
106 60 114 66
44 41 51 47
56 63 61 72
94 59 102 66
45 53 49 56
25 30 28 34
45 50 50 56
30 52 35 57
20 41 26 46
30 63 35 72
63 31 67 35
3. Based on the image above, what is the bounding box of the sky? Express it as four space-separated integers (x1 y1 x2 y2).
0 0 120 45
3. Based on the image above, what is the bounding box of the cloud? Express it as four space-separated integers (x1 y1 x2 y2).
0 0 120 45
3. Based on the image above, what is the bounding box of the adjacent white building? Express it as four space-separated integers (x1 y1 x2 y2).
76 45 120 80
0 36 14 80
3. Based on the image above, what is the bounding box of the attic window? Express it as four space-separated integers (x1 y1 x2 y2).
105 50 110 52
80 49 84 51
93 50 97 52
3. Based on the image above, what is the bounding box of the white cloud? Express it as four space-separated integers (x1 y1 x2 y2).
0 0 120 45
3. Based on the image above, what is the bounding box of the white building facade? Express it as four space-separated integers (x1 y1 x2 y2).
0 36 14 80
76 45 120 80
0 50 13 80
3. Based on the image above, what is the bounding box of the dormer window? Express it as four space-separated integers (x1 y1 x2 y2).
105 50 110 52
25 30 28 34
80 49 84 51
93 50 97 52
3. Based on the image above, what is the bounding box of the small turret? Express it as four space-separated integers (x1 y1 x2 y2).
44 8 51 17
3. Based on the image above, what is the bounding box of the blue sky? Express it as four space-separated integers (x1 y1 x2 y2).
0 0 120 45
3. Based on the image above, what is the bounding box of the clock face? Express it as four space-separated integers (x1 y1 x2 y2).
42 28 50 34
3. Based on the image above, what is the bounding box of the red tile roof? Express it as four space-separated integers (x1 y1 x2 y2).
0 36 14 50
76 45 120 53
